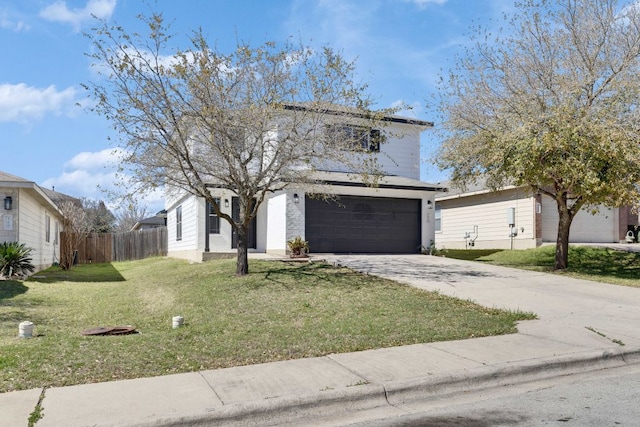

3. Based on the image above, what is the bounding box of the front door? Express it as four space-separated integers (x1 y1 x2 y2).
231 197 257 249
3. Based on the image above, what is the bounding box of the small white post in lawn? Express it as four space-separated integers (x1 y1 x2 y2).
19 321 34 338
172 316 184 329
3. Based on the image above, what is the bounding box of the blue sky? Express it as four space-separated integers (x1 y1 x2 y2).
0 0 514 212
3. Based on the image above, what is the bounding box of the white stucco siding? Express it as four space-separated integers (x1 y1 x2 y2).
264 191 305 255
541 198 618 243
265 192 287 254
436 188 537 250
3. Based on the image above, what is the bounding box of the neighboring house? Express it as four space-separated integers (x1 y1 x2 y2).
166 110 445 261
435 181 638 250
131 210 167 231
0 171 66 272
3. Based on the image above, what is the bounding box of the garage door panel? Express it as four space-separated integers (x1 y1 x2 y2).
305 195 421 253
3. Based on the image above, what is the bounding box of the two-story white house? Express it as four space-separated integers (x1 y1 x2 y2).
165 108 445 261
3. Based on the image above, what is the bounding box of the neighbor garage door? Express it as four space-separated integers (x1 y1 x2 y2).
305 195 421 253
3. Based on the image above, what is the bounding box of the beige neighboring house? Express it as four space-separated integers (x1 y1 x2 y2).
0 170 67 273
435 181 638 250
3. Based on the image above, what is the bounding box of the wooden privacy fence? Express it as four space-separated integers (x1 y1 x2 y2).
61 227 167 264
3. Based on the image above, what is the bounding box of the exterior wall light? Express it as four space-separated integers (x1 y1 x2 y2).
427 200 433 209
4 196 12 210
224 199 229 208
293 193 299 204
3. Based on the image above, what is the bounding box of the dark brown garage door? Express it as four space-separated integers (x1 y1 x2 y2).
305 195 421 253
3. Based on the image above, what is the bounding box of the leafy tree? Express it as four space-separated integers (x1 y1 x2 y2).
436 0 640 269
85 13 391 275
0 242 35 278
82 199 116 233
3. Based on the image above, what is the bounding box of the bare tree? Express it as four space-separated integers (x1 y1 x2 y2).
114 201 149 232
59 200 92 270
85 13 392 275
436 0 640 269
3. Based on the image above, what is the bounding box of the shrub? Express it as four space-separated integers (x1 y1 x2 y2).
287 236 309 257
0 242 35 278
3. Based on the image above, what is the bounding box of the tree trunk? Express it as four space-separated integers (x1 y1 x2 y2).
236 224 249 276
555 199 573 270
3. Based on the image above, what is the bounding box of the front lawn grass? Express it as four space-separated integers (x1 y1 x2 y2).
0 257 534 393
438 245 640 287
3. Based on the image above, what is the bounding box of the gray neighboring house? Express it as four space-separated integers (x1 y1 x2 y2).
131 210 167 231
0 170 68 272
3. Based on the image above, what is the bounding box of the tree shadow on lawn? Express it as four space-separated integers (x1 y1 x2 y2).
1 281 47 332
257 262 366 288
0 281 28 301
28 263 126 283
568 246 640 280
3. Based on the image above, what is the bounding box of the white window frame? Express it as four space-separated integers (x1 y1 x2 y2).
434 203 442 232
176 206 182 241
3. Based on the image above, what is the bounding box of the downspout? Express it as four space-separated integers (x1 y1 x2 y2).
204 200 210 252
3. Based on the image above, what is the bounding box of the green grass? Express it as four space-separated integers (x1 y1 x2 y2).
0 257 534 393
438 245 640 287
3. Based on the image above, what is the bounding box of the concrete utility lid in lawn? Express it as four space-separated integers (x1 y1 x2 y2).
80 326 137 336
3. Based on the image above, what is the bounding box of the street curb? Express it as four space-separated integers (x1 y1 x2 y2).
133 383 388 427
384 346 640 406
135 346 640 426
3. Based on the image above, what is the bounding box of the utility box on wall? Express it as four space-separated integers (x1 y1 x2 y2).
506 207 516 227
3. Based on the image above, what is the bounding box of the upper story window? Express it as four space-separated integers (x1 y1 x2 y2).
207 198 221 234
176 206 182 241
328 125 382 153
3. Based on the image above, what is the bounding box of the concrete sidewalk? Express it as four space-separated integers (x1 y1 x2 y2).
4 255 640 426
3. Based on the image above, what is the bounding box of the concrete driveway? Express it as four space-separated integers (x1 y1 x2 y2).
321 254 640 349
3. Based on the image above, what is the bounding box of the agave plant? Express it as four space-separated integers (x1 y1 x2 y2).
0 242 35 278
287 236 309 257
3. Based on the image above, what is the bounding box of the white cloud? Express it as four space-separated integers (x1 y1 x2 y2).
40 0 116 32
45 148 164 212
43 169 117 198
64 148 126 170
410 0 449 7
0 83 79 123
0 8 30 32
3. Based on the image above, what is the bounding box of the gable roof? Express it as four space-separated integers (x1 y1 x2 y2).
0 170 31 183
436 178 519 201
40 187 81 208
131 215 166 231
0 170 73 214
